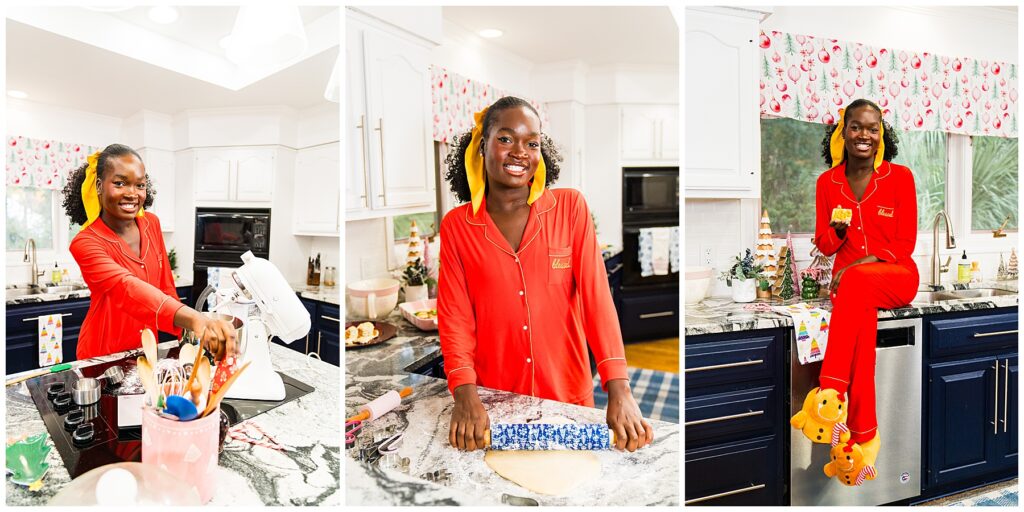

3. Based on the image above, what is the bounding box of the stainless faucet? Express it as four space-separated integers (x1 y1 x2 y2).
22 238 45 287
931 211 956 287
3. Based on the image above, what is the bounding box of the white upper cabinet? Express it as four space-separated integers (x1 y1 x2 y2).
193 147 274 203
685 8 763 198
621 105 678 163
138 148 175 231
293 142 340 236
346 15 436 221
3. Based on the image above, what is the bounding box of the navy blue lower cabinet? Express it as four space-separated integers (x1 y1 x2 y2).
927 357 999 487
685 435 780 505
6 299 90 374
994 355 1017 472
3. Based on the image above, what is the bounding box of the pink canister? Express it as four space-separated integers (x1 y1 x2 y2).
141 409 220 504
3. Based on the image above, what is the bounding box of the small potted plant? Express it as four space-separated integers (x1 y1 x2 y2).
719 249 764 303
400 258 436 302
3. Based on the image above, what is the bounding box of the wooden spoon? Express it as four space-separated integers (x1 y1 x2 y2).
194 358 211 409
183 346 206 395
136 356 158 406
201 361 250 418
141 329 158 367
178 343 196 369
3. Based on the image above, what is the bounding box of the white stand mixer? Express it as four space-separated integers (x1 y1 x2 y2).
198 251 311 401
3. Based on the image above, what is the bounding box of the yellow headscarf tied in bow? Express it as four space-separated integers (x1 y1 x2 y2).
79 150 144 231
829 106 886 171
463 106 546 215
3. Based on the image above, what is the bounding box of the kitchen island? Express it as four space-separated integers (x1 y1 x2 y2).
345 311 680 506
5 341 340 506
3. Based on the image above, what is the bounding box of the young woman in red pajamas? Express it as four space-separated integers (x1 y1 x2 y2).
793 99 918 483
438 96 653 453
62 144 237 360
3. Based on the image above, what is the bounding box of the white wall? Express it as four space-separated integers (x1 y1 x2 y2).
431 20 536 96
345 218 392 283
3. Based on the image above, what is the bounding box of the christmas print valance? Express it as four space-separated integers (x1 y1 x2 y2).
759 30 1018 138
7 136 97 190
431 65 548 144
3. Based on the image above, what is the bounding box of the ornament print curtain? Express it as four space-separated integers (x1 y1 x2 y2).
7 136 98 189
759 30 1018 138
430 65 548 144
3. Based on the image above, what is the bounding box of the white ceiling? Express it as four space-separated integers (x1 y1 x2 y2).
7 19 338 118
106 6 336 56
442 6 679 68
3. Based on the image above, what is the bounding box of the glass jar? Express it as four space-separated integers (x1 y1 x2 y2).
323 267 336 287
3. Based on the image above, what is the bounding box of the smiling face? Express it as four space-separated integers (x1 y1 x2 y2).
97 153 147 222
842 105 882 162
481 106 542 193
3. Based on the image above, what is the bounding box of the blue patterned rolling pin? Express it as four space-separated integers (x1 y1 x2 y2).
485 423 614 451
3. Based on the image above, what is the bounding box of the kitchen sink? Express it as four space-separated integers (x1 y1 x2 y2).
5 285 41 299
40 284 88 294
943 288 1016 299
911 290 961 303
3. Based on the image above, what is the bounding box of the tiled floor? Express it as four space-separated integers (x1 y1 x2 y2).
916 478 1017 506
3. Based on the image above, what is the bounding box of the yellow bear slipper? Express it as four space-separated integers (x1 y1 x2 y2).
824 434 881 486
790 387 851 444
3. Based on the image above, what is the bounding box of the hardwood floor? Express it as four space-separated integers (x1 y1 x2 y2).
623 337 680 373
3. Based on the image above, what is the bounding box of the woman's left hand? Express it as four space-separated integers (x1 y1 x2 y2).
605 379 654 452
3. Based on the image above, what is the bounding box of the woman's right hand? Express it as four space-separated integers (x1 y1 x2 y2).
450 384 490 451
177 308 238 361
829 220 848 240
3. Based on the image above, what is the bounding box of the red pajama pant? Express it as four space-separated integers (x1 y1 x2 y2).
819 262 918 444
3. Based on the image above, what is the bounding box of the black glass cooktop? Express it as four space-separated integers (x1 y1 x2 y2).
27 348 314 479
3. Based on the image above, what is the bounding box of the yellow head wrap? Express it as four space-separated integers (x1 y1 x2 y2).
79 150 144 231
463 106 546 214
829 105 886 171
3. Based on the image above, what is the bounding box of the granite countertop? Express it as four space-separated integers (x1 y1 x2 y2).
345 310 679 506
7 278 195 306
289 282 341 306
6 341 340 506
686 279 1019 336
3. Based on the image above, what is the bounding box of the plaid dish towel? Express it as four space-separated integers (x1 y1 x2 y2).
774 303 831 365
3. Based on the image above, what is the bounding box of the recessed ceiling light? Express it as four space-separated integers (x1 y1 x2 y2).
148 6 179 24
479 29 503 39
7 90 28 99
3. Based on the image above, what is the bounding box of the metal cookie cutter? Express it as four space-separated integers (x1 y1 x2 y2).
502 493 540 506
365 432 403 464
420 468 451 485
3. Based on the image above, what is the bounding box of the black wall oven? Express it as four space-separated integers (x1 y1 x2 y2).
621 167 679 291
192 208 270 300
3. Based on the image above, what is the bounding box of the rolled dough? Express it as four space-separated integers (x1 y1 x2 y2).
484 449 600 496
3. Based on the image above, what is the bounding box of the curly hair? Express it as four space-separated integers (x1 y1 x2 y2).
61 143 156 226
443 96 563 203
820 98 900 167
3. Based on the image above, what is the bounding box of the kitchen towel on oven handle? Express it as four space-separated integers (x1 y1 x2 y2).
773 303 830 365
37 314 64 367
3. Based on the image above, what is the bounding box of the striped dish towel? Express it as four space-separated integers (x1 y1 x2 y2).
593 367 679 424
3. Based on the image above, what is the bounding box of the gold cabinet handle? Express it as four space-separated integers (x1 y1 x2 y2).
684 359 764 374
321 315 340 323
357 114 369 208
1004 359 1009 433
23 313 72 322
639 311 674 319
973 329 1018 338
685 410 764 427
374 117 387 204
317 331 323 356
994 361 1000 434
685 483 766 505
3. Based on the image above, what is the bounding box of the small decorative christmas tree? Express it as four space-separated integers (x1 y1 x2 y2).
755 209 778 286
406 220 424 266
779 257 796 301
785 231 801 298
998 253 1008 279
1008 248 1018 279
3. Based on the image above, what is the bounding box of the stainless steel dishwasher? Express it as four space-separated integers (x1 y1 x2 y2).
790 317 922 505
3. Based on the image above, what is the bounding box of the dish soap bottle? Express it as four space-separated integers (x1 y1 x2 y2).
957 250 971 283
51 262 63 284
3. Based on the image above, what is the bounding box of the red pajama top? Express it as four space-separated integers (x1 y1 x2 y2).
438 188 628 406
70 213 184 359
814 161 919 278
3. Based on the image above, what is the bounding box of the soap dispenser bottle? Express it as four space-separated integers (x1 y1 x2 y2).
51 262 62 284
957 250 971 283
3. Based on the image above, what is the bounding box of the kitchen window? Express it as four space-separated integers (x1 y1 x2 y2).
6 187 56 251
760 117 948 234
393 212 437 241
971 135 1018 232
